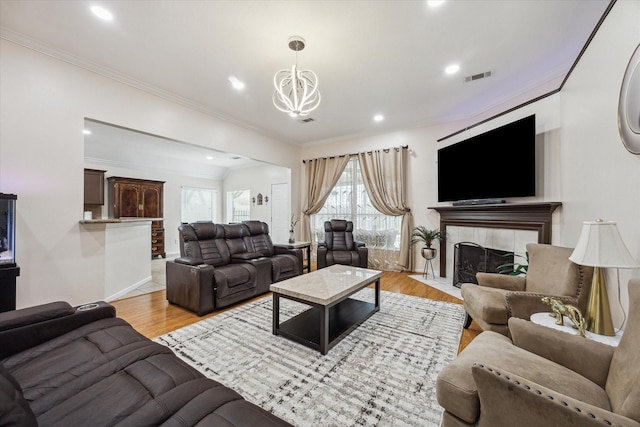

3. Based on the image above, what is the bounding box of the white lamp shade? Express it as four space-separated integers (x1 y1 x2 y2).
569 220 640 268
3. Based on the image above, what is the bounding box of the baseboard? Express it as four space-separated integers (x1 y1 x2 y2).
105 276 152 302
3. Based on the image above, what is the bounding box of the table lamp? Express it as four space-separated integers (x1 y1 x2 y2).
569 219 640 336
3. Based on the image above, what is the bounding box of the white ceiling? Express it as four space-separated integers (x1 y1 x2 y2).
0 0 611 148
83 119 261 179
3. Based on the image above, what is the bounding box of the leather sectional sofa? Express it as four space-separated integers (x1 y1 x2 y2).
166 220 303 315
0 300 292 426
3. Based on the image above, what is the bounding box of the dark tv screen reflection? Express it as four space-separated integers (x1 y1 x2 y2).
437 115 536 203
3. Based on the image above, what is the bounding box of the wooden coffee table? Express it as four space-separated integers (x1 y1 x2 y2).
270 265 381 355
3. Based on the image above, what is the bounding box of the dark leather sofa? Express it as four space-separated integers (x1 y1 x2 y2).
0 300 291 427
166 221 303 315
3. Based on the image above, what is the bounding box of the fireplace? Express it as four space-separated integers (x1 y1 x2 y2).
453 242 514 288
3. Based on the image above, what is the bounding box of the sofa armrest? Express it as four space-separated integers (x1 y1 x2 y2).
166 260 215 316
274 246 303 264
174 256 205 266
357 246 368 268
476 272 526 291
0 301 74 332
506 292 579 320
355 241 366 248
0 301 115 359
317 244 328 269
472 363 639 427
508 318 614 388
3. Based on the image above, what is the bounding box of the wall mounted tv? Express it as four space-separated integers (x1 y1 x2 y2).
437 114 536 204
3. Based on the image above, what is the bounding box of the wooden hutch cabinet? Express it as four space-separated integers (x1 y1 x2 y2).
107 177 166 258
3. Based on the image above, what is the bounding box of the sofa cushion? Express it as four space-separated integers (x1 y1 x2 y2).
214 264 257 299
0 363 37 427
324 219 355 251
461 285 509 324
243 220 275 257
3 316 290 426
606 280 640 422
436 329 611 424
224 224 251 257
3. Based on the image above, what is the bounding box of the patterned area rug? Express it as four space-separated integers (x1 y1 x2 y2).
155 289 465 427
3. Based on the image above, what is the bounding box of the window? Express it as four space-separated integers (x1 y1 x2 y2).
226 190 250 222
181 187 217 223
312 157 402 270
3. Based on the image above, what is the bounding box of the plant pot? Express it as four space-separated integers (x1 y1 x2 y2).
421 246 437 260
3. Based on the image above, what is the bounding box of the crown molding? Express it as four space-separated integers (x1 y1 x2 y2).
0 27 292 144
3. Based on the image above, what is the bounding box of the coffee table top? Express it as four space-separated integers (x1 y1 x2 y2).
270 265 381 305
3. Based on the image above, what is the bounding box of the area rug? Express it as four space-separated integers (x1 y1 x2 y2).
155 289 466 427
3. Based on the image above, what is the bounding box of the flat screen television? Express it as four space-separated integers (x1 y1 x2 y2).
437 114 536 203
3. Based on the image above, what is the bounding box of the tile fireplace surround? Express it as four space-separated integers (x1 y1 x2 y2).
429 202 562 280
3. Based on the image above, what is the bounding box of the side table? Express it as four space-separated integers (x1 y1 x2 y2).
274 241 311 273
530 312 623 347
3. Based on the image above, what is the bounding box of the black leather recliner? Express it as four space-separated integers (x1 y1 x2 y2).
317 219 368 269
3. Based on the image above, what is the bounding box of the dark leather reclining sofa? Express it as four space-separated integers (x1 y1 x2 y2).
166 220 303 315
0 300 292 426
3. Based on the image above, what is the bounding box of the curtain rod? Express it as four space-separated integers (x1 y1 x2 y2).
302 145 409 163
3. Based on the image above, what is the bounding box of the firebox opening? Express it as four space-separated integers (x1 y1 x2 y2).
453 242 514 288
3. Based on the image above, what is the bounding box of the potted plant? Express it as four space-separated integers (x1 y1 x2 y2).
289 214 299 243
497 251 529 276
411 226 446 261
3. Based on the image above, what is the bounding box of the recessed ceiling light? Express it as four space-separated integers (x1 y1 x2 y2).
445 64 460 75
289 112 299 118
427 0 446 7
374 114 384 122
205 156 213 160
91 6 114 21
83 129 91 135
228 76 245 90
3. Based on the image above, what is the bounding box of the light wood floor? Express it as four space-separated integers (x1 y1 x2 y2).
112 269 482 353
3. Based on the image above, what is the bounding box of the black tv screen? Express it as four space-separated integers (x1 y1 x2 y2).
438 115 536 203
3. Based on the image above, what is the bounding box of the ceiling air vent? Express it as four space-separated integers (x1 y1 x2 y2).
465 71 492 82
299 117 315 123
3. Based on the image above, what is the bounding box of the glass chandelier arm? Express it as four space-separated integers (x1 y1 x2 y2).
273 70 295 112
291 65 300 110
272 38 321 117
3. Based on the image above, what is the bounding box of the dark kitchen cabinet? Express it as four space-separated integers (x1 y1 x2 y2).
107 177 166 258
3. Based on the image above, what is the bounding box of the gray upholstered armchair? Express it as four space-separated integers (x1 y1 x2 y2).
436 279 640 427
317 219 368 269
461 243 594 336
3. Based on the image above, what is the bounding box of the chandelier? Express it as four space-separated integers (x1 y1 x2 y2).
273 36 321 117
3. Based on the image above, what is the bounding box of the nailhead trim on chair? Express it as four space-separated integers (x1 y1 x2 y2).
475 364 621 427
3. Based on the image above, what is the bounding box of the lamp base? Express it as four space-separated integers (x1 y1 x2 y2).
585 267 615 336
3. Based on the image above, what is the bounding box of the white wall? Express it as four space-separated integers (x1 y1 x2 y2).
557 0 640 326
0 39 301 308
301 1 640 328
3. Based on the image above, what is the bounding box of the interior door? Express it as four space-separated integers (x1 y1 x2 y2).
271 183 289 243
